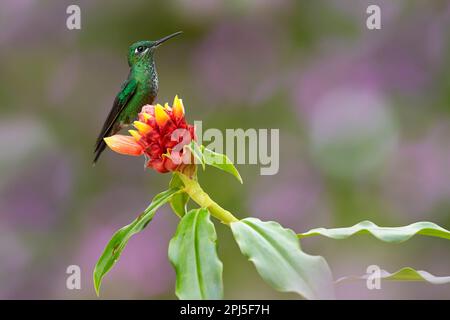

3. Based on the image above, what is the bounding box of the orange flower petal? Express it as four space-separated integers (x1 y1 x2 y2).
104 135 143 156
155 104 170 127
128 129 141 141
133 121 152 135
141 112 153 121
173 95 185 119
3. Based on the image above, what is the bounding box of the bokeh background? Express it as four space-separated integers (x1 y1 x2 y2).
0 0 449 299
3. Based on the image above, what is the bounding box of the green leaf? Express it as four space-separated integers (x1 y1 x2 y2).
202 146 243 184
93 188 179 296
298 220 450 243
169 173 189 217
336 267 450 285
187 141 242 183
186 140 205 169
168 208 223 299
231 218 335 299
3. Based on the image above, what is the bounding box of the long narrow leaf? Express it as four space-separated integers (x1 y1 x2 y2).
93 188 180 295
336 267 450 284
298 220 450 243
202 147 243 184
187 141 242 183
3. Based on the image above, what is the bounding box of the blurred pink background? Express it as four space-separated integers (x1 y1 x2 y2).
0 0 449 299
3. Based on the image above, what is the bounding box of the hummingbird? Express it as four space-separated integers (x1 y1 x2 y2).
93 31 183 164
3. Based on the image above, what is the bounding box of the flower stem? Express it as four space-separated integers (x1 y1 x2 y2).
178 173 239 225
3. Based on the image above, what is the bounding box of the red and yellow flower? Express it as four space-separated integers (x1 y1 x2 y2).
104 95 196 173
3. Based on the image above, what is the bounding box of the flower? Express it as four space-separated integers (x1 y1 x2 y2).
104 96 196 173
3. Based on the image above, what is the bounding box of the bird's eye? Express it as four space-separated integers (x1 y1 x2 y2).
135 46 145 54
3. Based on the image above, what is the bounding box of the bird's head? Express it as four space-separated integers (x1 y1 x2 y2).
128 31 182 67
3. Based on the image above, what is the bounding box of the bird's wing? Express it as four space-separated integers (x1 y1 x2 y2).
94 75 138 152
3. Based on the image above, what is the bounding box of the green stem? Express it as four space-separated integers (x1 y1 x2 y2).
178 173 239 225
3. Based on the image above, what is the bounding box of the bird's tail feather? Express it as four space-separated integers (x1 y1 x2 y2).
93 123 122 165
93 140 107 165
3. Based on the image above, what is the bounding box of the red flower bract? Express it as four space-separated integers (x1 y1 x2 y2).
104 96 196 173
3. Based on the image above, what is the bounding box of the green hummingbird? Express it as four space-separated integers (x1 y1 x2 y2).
94 31 183 164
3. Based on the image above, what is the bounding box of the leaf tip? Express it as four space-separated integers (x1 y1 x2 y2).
93 273 101 297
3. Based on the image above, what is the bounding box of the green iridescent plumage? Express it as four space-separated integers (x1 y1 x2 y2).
94 32 182 164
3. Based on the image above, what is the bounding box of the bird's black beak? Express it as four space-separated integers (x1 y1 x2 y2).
153 31 183 48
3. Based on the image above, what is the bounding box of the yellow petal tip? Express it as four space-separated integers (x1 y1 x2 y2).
133 121 151 134
173 95 185 119
155 104 170 127
128 129 141 141
142 112 152 121
103 136 113 147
